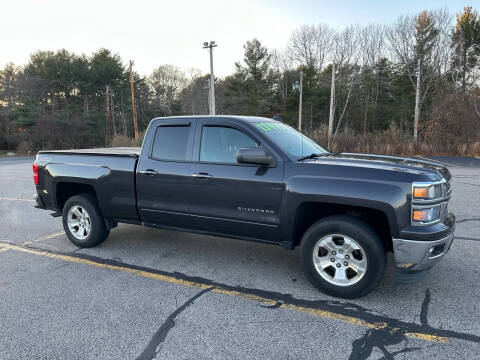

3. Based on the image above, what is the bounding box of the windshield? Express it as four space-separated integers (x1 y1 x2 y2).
254 122 328 158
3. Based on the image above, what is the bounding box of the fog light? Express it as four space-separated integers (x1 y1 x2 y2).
413 209 429 221
412 206 441 224
429 244 445 257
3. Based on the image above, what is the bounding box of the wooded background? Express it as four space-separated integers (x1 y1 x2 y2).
1 7 479 155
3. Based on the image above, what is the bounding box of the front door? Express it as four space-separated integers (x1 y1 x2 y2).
189 120 284 242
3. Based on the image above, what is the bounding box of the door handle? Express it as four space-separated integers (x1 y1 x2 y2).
192 172 213 179
139 169 158 176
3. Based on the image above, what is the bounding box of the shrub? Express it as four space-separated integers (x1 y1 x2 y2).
470 142 480 156
132 131 146 147
308 129 478 157
16 140 32 155
111 136 133 147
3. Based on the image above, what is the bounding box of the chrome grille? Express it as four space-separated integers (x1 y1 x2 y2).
443 181 452 199
440 201 449 223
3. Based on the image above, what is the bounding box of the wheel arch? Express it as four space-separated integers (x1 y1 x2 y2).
292 202 393 252
56 182 98 210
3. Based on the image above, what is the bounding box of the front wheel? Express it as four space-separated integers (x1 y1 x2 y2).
62 194 109 248
300 215 386 298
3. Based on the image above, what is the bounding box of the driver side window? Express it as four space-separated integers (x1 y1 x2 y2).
200 126 259 163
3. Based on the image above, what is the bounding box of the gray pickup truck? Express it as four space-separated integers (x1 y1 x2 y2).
33 116 455 298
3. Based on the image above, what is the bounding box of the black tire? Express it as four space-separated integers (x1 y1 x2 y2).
62 194 109 248
300 215 386 299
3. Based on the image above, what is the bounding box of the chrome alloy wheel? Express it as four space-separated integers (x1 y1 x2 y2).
312 234 368 286
67 205 91 240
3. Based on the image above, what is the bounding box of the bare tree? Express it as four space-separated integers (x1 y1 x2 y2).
271 48 294 104
333 25 361 68
360 24 387 66
386 9 452 140
288 23 334 71
148 64 188 115
183 68 203 115
332 25 362 138
357 24 388 133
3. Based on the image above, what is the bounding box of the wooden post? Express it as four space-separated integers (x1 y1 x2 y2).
129 61 138 140
328 63 336 149
414 58 421 143
298 71 303 131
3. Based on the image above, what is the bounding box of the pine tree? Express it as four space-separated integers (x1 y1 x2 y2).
451 6 480 92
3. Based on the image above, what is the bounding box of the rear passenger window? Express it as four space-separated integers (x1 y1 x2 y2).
151 125 191 161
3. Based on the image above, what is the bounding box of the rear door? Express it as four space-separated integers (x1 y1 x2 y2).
136 118 196 227
189 119 284 241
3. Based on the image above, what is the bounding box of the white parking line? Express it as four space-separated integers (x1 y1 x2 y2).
0 197 35 202
22 231 65 246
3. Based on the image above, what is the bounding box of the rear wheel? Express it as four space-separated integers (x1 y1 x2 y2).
62 194 109 248
300 215 386 298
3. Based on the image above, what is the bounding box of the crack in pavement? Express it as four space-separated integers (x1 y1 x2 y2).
135 287 213 360
420 289 431 326
457 182 480 188
456 218 480 224
261 300 283 309
1 241 479 347
453 175 480 179
455 236 480 242
349 289 431 360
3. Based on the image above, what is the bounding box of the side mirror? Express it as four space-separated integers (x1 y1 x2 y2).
236 147 274 166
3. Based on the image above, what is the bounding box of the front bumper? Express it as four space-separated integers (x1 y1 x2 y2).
393 211 455 283
393 232 454 273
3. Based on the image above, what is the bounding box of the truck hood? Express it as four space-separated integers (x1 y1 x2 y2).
303 153 451 181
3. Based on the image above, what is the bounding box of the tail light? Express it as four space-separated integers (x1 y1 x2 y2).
33 162 39 185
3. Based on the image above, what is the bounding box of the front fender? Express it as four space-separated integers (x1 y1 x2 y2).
282 175 409 243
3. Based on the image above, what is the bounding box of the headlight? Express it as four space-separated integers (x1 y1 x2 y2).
413 184 442 200
411 179 450 226
412 206 441 224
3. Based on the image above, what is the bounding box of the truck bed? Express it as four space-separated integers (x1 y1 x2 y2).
35 147 140 222
38 147 141 157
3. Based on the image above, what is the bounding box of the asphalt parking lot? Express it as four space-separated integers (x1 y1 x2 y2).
0 156 479 359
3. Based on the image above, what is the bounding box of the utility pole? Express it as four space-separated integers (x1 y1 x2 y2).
203 41 217 115
120 87 126 136
105 85 112 146
129 60 139 141
414 58 421 143
328 62 336 148
298 71 304 131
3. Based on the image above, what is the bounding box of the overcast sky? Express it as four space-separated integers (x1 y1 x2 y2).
1 0 471 77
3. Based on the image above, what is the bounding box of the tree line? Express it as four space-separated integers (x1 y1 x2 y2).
0 6 479 155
